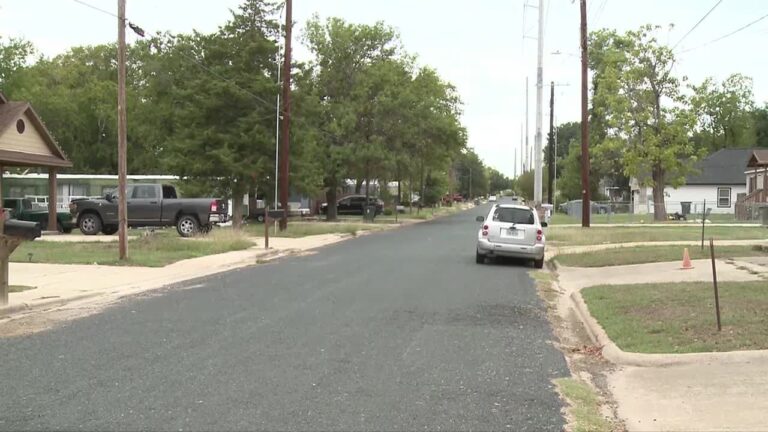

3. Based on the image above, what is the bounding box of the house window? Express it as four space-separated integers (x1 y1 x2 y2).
717 187 731 208
16 119 25 134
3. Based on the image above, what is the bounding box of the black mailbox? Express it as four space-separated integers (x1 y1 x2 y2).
4 219 41 240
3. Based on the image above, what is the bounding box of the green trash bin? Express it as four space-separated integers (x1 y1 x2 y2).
363 205 377 222
760 205 768 226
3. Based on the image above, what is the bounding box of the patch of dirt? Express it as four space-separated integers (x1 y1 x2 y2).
534 268 626 432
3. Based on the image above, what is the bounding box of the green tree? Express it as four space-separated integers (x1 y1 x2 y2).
753 105 768 148
590 25 698 221
487 167 511 196
0 36 35 88
148 0 281 227
301 16 401 220
691 73 756 151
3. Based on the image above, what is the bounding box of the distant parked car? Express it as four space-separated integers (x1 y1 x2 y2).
560 200 611 216
475 204 547 268
488 195 498 202
320 195 384 215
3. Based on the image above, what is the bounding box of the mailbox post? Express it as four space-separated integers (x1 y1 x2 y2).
0 219 42 306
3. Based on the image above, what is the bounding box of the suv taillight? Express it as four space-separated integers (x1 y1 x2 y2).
536 229 543 242
210 201 218 212
482 224 489 237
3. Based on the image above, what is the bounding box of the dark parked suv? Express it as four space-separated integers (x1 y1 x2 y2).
320 195 384 215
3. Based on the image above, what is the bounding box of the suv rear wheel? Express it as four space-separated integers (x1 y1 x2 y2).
476 251 484 264
533 258 544 269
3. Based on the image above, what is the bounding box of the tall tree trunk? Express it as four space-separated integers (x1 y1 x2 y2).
325 177 338 222
409 174 414 214
232 182 245 230
652 164 667 221
365 163 370 201
355 179 363 194
419 160 426 206
396 164 402 205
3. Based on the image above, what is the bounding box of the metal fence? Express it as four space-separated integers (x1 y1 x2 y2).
554 200 764 225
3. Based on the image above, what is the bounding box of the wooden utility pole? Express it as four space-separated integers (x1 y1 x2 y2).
278 0 292 231
547 81 555 204
580 0 591 228
117 0 128 258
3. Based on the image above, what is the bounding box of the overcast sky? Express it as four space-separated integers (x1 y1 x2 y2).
3 0 767 177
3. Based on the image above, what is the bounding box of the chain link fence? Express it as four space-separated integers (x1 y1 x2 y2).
554 200 764 225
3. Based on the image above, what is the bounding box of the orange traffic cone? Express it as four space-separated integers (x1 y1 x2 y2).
681 248 694 270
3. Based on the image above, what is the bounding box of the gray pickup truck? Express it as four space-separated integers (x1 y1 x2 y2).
69 184 229 237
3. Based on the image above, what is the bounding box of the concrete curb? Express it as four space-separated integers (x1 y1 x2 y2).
0 292 102 319
568 287 768 367
0 247 295 320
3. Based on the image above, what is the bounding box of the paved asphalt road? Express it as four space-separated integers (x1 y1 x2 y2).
0 203 568 431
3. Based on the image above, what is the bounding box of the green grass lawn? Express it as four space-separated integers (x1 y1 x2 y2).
547 225 768 246
244 221 389 238
582 281 768 353
9 285 35 293
14 231 254 267
556 244 768 267
554 378 613 432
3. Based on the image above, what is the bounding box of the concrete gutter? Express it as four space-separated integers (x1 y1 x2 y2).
0 292 102 318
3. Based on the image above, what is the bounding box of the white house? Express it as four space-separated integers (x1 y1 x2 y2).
631 148 753 215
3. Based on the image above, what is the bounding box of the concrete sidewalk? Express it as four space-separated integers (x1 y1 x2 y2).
557 258 768 431
1 233 349 319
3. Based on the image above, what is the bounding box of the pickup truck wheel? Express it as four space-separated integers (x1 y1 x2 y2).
101 225 118 235
62 226 73 234
176 215 199 237
256 214 265 223
78 213 102 236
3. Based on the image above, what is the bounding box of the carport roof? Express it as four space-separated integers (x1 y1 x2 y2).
0 94 71 168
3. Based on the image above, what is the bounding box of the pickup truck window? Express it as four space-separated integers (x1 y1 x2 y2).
132 185 157 199
162 185 178 199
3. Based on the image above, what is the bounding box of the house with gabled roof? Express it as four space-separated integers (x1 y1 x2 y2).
632 148 753 216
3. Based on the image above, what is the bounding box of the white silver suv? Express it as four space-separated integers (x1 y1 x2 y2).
475 204 546 268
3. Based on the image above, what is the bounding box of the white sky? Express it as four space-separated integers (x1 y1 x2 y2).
2 0 768 177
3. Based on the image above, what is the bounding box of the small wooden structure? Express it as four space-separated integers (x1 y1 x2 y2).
736 150 768 220
0 93 72 306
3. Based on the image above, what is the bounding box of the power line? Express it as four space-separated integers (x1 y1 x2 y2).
680 11 768 53
73 0 117 18
672 0 723 50
592 0 608 28
71 0 277 113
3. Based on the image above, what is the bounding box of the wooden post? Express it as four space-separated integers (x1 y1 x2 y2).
0 167 4 306
709 238 722 332
701 198 706 251
264 214 270 250
117 0 129 260
47 167 57 232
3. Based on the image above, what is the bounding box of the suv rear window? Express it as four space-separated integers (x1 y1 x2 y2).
492 207 535 224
